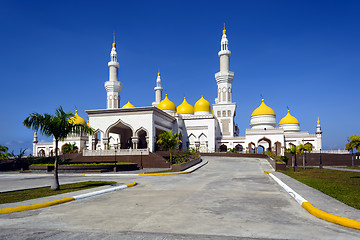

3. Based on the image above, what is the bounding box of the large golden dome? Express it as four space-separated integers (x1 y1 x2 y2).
177 97 194 114
251 99 275 116
279 110 299 125
122 101 135 109
69 110 87 125
157 94 176 111
194 96 211 113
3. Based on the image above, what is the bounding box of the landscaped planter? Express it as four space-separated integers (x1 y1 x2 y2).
265 156 286 171
171 157 202 171
29 163 138 173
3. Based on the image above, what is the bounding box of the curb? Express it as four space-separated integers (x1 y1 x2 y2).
0 181 136 215
264 171 360 230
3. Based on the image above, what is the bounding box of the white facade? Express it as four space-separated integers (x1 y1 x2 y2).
33 28 322 157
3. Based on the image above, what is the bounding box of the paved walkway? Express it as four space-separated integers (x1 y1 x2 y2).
323 166 360 172
0 156 359 239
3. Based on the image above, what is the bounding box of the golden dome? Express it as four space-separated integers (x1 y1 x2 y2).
279 110 299 125
158 71 160 76
194 96 211 113
223 26 226 35
157 94 176 111
69 110 87 125
251 99 276 116
112 42 116 48
122 101 135 108
317 117 320 125
177 97 194 114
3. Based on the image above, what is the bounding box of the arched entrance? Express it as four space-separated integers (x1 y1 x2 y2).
38 149 45 157
248 142 256 153
136 127 148 149
106 120 133 149
235 144 243 152
258 137 271 152
257 145 265 154
219 144 227 152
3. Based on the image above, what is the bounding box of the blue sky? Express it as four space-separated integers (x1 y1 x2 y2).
0 0 359 154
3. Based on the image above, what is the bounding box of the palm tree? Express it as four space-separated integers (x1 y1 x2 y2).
285 145 297 172
345 135 360 167
156 130 182 151
297 143 312 169
23 106 94 190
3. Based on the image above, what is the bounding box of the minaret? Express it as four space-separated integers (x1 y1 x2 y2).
316 117 322 150
215 25 234 104
152 71 163 107
213 25 237 139
33 131 38 157
105 40 123 109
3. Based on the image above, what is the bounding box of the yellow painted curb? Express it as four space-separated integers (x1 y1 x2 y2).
302 202 360 230
139 171 190 176
264 171 270 174
0 197 75 214
126 181 137 187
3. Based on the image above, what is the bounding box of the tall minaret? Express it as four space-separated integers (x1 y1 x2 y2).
152 71 163 107
33 131 38 157
105 40 123 109
213 25 237 139
316 117 322 150
215 25 234 104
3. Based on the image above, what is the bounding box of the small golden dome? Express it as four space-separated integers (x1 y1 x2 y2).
251 99 276 116
69 110 87 125
317 117 320 124
177 97 194 114
223 26 226 35
194 96 211 113
279 110 299 125
122 101 135 108
158 71 160 76
158 94 176 111
112 42 116 48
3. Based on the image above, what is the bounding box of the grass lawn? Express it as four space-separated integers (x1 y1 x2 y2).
280 167 360 210
0 181 116 204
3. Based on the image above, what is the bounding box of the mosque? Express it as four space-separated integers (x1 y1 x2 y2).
32 27 322 157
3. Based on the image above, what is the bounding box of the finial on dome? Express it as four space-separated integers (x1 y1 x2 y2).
287 110 290 113
223 23 226 35
317 117 320 125
158 71 160 76
75 110 78 113
112 32 116 48
261 99 264 102
34 131 37 135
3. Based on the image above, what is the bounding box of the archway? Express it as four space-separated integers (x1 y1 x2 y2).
248 142 256 153
258 137 271 152
235 144 243 152
106 120 133 149
136 127 148 149
305 142 313 151
219 144 227 152
38 149 45 157
257 145 265 154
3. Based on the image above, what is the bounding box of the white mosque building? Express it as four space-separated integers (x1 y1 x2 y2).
33 27 322 157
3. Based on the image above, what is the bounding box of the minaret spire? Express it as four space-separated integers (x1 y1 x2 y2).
152 71 163 107
105 36 122 109
316 117 322 150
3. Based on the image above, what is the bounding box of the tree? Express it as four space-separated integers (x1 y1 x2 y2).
297 143 312 169
0 145 10 160
345 135 360 167
285 145 297 172
156 130 182 151
23 106 94 190
62 142 79 154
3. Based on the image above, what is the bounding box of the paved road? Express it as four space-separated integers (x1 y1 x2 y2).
0 156 359 239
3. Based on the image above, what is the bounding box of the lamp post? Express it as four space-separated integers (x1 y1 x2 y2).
140 151 143 169
114 147 117 172
319 149 322 169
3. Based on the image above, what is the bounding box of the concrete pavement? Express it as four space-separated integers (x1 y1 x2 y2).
0 156 359 239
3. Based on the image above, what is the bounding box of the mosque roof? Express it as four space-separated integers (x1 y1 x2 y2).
177 97 194 114
194 96 211 113
122 101 135 109
279 110 299 125
251 99 276 116
69 110 87 125
157 94 176 111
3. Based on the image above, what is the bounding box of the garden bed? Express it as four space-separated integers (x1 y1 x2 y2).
171 157 202 171
29 163 138 173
